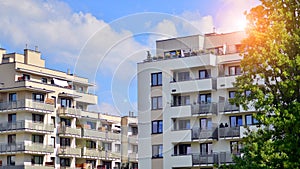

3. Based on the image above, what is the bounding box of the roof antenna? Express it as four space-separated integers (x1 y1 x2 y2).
25 44 28 49
213 27 216 33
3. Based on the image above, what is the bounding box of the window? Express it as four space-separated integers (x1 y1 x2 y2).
32 156 43 165
229 91 236 99
87 121 96 130
200 118 212 129
41 78 47 84
151 72 162 86
152 145 163 158
32 135 43 143
174 144 191 155
198 94 211 103
102 142 112 151
151 96 162 110
152 120 163 134
9 93 17 102
199 69 211 79
177 72 190 81
245 90 251 97
51 117 56 127
230 141 242 154
60 118 71 127
32 93 44 102
60 158 70 167
50 137 55 147
60 138 71 147
229 66 241 76
115 144 121 153
200 143 213 155
132 126 138 135
23 74 30 80
230 116 243 127
32 114 44 122
61 98 72 108
245 114 259 126
8 134 16 144
8 114 16 123
132 145 138 153
86 140 96 149
7 156 15 166
178 119 190 130
86 160 96 169
173 95 190 106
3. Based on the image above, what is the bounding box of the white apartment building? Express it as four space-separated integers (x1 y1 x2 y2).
138 31 259 169
0 48 138 169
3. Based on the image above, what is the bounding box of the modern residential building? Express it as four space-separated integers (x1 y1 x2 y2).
138 31 259 169
0 48 138 169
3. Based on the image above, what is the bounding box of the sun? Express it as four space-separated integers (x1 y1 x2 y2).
236 18 248 31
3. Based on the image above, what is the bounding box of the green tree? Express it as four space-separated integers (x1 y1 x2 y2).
231 0 300 168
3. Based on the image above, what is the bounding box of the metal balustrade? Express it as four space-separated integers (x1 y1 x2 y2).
192 103 218 115
192 127 218 140
192 153 218 165
0 99 54 112
0 142 53 154
0 120 54 133
219 126 240 138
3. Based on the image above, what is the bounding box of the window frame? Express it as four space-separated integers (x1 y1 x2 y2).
7 155 15 166
60 158 70 167
151 72 162 86
230 115 243 127
228 65 241 76
245 114 259 126
32 114 44 123
152 120 163 134
8 114 16 123
9 93 17 102
152 144 163 158
198 93 212 103
32 93 45 102
200 143 213 155
199 69 211 79
32 155 43 165
41 78 47 84
151 96 163 110
32 134 44 143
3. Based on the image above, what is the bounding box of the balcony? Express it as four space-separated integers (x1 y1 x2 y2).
191 127 218 140
0 99 54 113
217 75 237 89
170 105 192 118
74 91 97 105
129 152 138 162
0 120 54 134
0 142 53 154
170 129 192 143
219 152 241 164
58 146 81 157
58 107 81 117
128 135 138 144
219 126 240 138
192 153 218 166
0 165 54 169
170 78 217 94
82 147 102 158
192 103 218 116
58 126 81 137
170 154 193 168
219 101 240 113
82 129 120 141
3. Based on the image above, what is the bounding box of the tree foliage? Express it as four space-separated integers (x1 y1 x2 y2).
232 0 300 168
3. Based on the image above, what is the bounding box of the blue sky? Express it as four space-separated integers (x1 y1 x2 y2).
0 0 260 116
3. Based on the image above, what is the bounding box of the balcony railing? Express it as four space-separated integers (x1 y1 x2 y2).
0 165 54 169
0 120 54 133
219 101 239 112
219 126 240 138
0 142 53 154
192 103 218 115
0 99 54 112
129 152 138 162
82 147 102 157
82 129 120 141
58 146 81 157
58 107 81 117
191 127 218 140
219 152 241 164
58 126 81 136
192 153 218 165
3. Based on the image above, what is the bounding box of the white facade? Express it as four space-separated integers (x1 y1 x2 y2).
138 31 258 169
